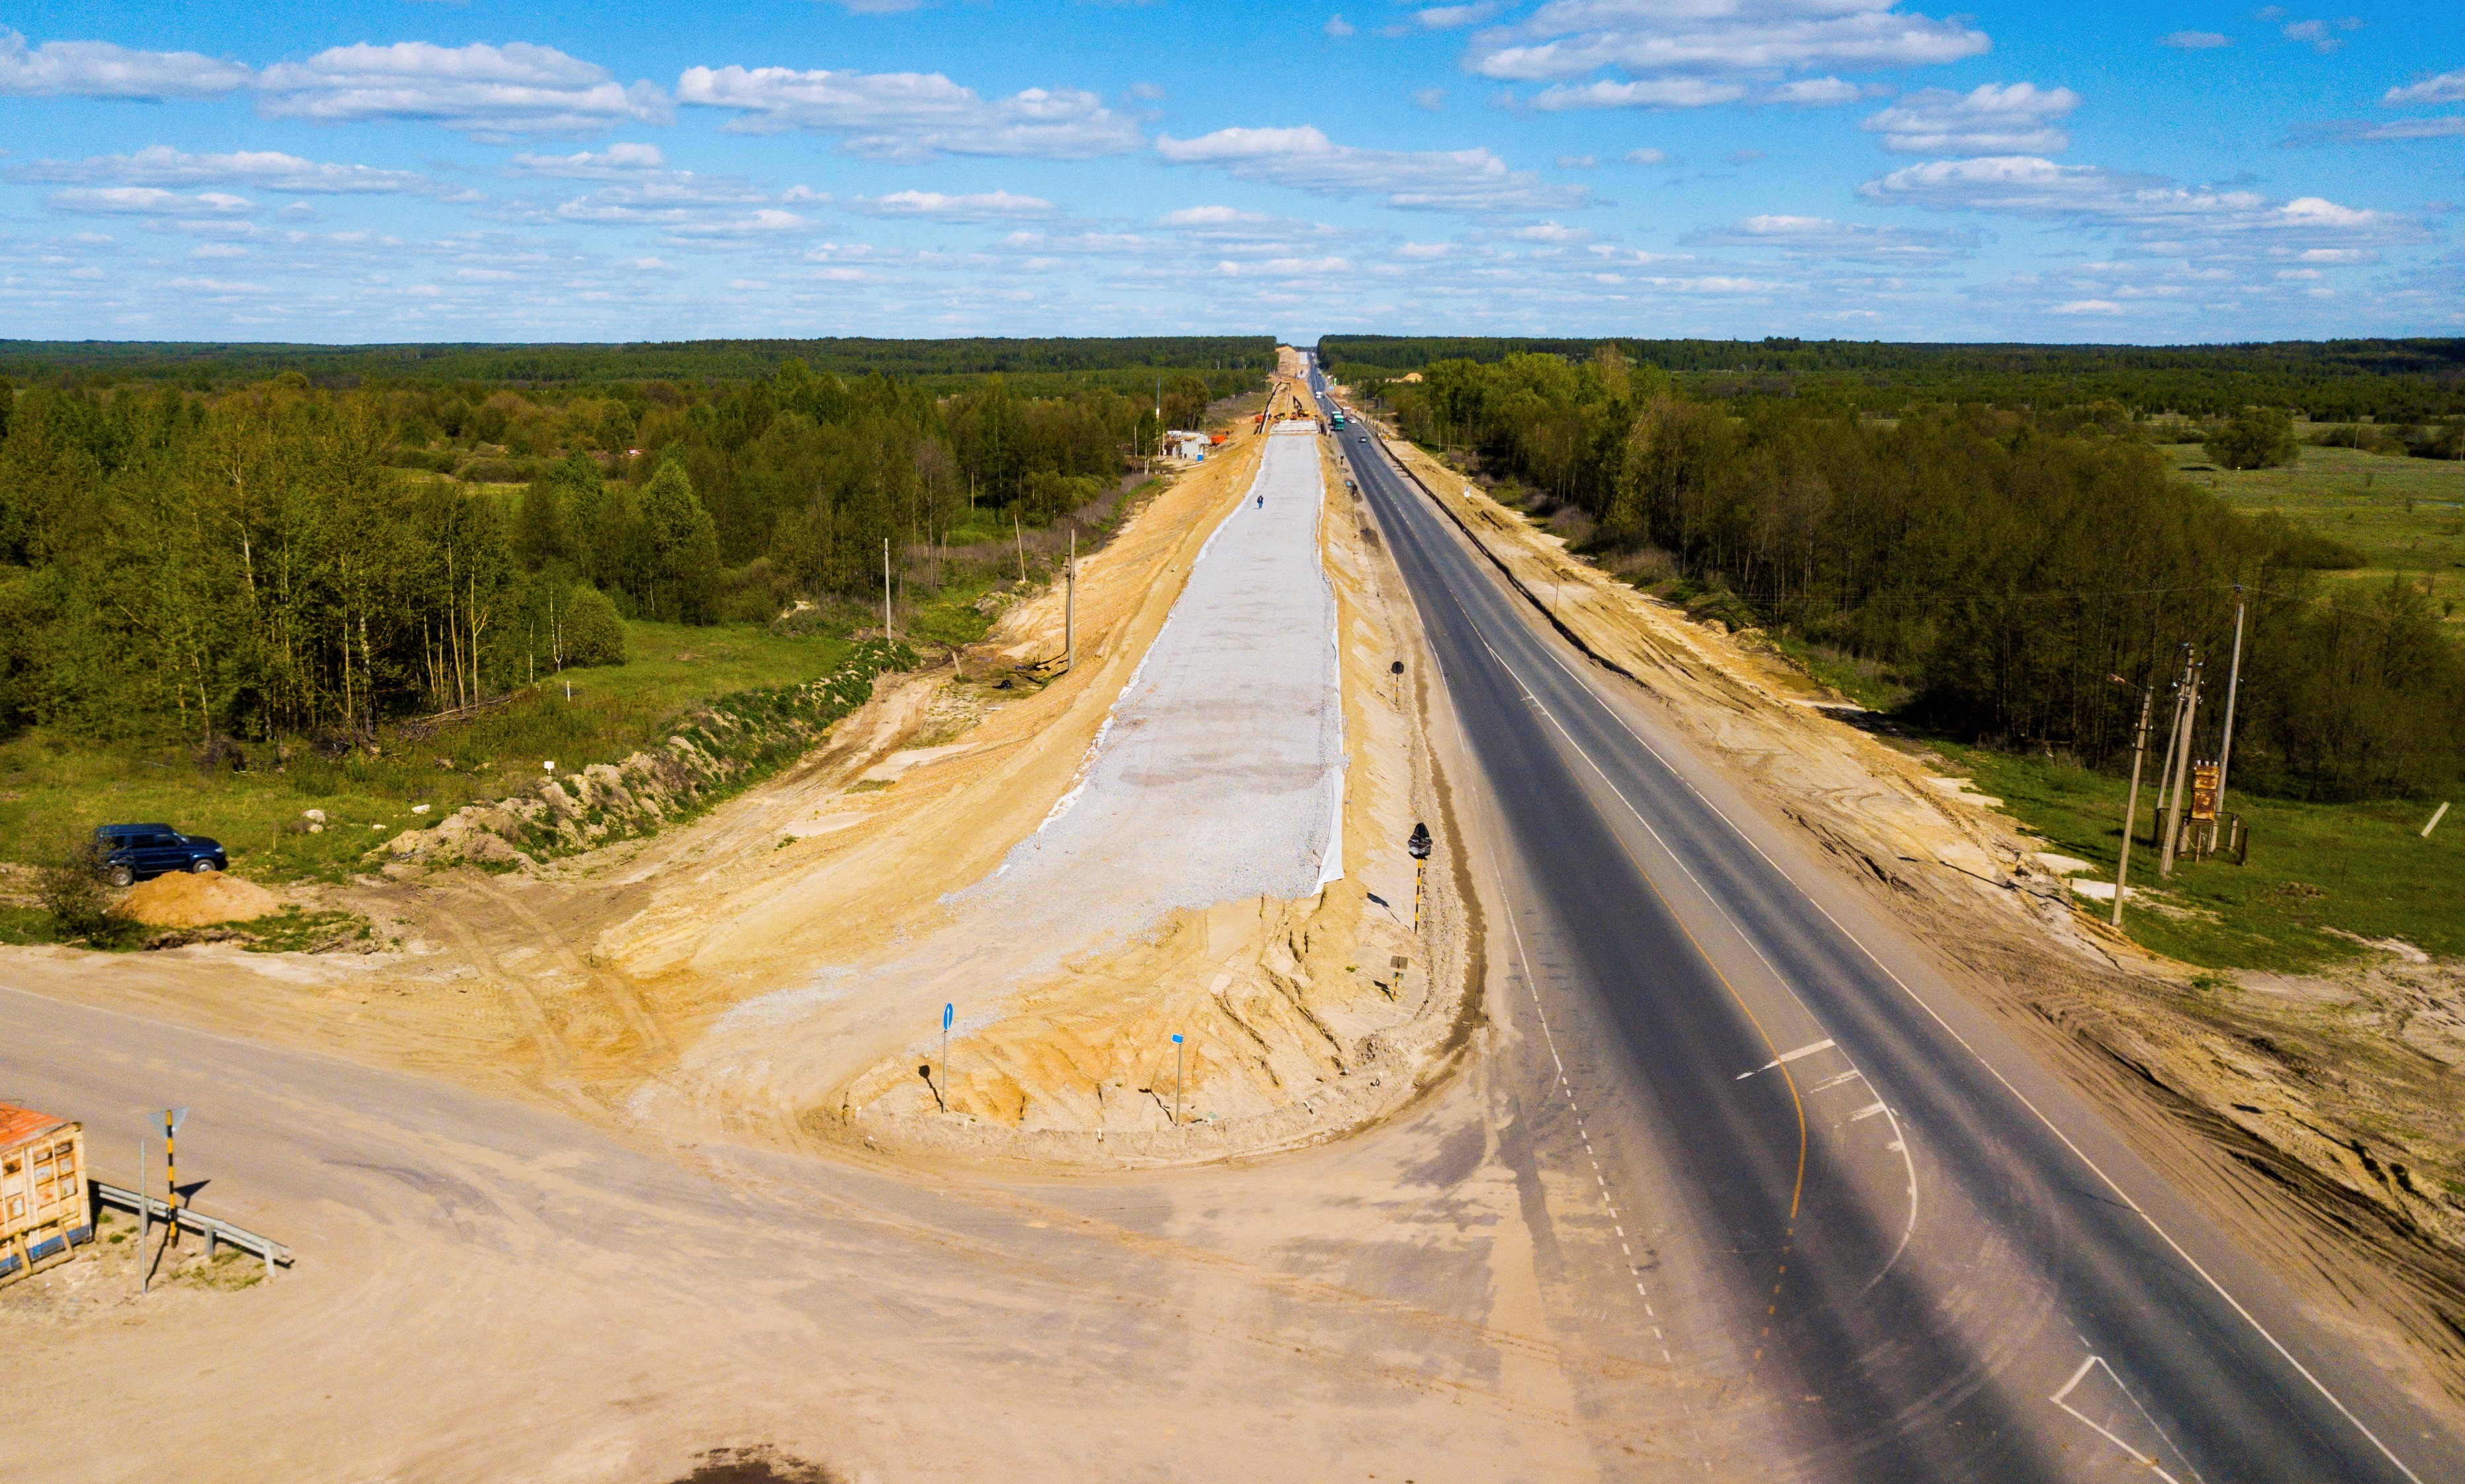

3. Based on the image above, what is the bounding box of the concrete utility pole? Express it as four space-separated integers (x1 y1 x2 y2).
2111 677 2156 928
2214 594 2247 821
2152 648 2192 842
2161 663 2204 877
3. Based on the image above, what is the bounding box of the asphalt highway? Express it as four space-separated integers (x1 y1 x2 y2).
1310 364 2462 1482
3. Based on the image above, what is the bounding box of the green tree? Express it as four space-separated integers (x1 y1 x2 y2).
561 584 627 667
634 460 722 623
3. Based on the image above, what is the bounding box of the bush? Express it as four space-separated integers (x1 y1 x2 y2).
2204 407 2300 470
563 585 627 667
31 827 128 945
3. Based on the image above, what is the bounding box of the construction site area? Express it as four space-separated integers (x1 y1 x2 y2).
4 349 2462 1483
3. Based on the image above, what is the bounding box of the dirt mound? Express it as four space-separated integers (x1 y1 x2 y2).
120 870 281 928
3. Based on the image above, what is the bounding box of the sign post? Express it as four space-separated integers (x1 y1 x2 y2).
1171 1033 1185 1128
941 1003 953 1109
137 1129 149 1295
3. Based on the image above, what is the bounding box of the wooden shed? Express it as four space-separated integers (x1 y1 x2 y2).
1 1103 92 1287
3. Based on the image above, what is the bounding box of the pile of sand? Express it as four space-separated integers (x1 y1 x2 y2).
120 870 281 928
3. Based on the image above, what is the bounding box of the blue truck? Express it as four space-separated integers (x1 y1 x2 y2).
91 824 228 887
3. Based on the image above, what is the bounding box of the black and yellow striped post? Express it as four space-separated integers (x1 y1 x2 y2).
164 1106 189 1248
1407 822 1432 934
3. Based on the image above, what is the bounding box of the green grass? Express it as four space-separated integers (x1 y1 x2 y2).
0 904 60 947
0 617 853 885
1938 739 2463 972
2165 440 2465 629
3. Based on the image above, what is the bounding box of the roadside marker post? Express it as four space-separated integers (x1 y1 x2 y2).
137 1131 149 1295
165 1106 189 1248
1407 822 1432 933
942 1003 953 1111
2426 802 2450 839
1171 1034 1184 1128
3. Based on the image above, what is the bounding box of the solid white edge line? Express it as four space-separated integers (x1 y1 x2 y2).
1507 547 2428 1484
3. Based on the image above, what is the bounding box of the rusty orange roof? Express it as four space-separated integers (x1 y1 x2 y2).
0 1103 71 1154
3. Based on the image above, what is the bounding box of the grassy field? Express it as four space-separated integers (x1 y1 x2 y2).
2166 441 2465 631
1936 739 2461 972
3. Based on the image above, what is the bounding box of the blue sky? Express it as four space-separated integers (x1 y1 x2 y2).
2 2 2459 345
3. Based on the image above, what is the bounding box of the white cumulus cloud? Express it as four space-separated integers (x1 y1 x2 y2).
2158 30 2231 50
256 42 671 137
677 66 1142 162
1861 82 2081 156
1154 125 1589 212
847 189 1058 221
1531 77 1748 109
2384 68 2465 107
1859 155 2409 248
1767 75 1861 105
46 187 257 218
1686 212 1972 262
16 145 471 199
1465 0 1989 85
0 29 250 99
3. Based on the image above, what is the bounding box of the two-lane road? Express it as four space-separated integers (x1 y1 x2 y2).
1311 363 2460 1482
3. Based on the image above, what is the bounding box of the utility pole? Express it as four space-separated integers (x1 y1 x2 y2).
882 537 893 642
2161 662 2203 877
2110 676 2155 928
2151 647 2192 843
2214 593 2247 821
1065 528 1076 672
1014 513 1027 585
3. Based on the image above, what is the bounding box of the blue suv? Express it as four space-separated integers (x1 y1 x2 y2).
93 824 228 887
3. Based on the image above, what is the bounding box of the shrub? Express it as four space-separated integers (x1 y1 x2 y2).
563 585 627 667
31 826 127 945
2203 407 2300 470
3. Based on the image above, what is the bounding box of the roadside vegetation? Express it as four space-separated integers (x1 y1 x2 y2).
0 338 1233 941
1355 344 2464 973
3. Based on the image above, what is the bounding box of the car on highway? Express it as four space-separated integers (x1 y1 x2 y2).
91 823 228 886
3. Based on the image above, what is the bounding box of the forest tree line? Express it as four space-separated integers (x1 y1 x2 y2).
1369 349 2463 800
0 336 1277 399
0 357 1236 747
1325 334 2465 425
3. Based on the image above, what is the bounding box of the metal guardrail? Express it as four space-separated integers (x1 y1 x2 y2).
93 1182 293 1277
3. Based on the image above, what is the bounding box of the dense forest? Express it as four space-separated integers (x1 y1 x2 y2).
0 348 1246 748
0 336 1276 400
1362 348 2463 800
1322 335 2465 425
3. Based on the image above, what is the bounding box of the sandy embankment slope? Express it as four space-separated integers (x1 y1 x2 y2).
603 395 1471 1166
1369 420 2465 1409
